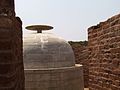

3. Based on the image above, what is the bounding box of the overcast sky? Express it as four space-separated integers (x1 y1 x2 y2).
15 0 120 41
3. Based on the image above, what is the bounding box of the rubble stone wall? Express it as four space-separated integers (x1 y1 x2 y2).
88 14 120 90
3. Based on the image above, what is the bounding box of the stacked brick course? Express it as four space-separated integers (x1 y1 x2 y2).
88 14 120 90
0 16 25 90
69 41 89 88
0 0 24 90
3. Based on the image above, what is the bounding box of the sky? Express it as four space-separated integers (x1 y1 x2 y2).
15 0 120 41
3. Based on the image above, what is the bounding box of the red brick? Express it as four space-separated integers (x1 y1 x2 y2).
88 14 120 90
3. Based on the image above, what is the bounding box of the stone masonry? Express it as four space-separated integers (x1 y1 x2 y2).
24 30 84 90
0 0 25 90
88 14 120 90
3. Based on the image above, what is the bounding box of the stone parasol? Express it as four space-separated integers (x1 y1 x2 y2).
25 25 53 33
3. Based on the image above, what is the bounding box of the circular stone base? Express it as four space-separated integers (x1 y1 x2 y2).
25 64 84 90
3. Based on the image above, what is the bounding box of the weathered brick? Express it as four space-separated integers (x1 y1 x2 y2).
69 41 88 88
88 14 120 90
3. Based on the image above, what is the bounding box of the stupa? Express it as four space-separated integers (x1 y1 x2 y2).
24 25 84 90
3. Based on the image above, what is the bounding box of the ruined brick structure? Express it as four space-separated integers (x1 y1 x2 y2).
88 14 120 90
69 41 89 88
0 0 25 90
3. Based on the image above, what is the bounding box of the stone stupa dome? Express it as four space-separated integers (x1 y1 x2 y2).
23 25 75 69
24 25 84 90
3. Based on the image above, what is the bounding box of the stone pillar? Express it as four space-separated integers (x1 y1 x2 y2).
0 0 25 90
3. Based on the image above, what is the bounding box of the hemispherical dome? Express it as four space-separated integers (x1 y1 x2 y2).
23 32 75 69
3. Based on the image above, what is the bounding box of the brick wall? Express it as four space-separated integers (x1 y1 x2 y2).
69 41 89 88
0 0 24 89
88 14 120 90
0 16 25 90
